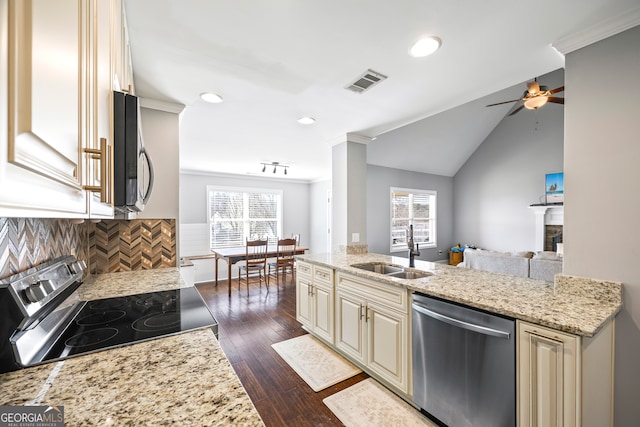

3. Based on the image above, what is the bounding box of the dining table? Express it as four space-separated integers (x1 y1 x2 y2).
212 245 308 296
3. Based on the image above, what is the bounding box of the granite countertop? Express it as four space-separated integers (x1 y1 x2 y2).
0 269 264 426
297 252 622 337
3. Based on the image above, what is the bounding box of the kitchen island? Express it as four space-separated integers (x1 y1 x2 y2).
297 252 621 336
0 268 264 426
296 252 622 427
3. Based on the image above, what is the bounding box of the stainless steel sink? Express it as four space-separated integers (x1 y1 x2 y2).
386 270 432 279
350 262 432 280
351 262 403 275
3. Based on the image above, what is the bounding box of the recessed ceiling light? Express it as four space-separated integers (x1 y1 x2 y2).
200 92 223 103
409 36 442 58
297 116 316 125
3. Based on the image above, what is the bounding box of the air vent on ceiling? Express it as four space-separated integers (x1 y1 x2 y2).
345 69 388 94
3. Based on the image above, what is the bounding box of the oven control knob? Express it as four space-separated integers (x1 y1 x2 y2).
38 279 55 293
24 283 47 303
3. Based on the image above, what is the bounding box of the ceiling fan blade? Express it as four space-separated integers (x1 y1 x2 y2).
486 99 521 107
548 86 564 94
547 97 565 104
508 105 525 116
527 81 540 94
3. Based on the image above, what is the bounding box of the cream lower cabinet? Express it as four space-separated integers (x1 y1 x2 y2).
335 272 409 394
518 319 615 427
295 262 334 344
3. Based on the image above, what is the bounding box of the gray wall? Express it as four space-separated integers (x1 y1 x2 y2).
139 107 180 219
366 164 453 261
179 171 310 244
564 25 640 426
309 179 331 254
453 69 565 251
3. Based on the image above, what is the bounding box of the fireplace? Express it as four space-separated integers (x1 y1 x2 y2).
529 205 564 252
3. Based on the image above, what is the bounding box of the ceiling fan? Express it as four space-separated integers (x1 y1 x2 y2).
486 78 564 116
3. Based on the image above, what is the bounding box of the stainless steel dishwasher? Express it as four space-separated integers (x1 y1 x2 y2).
412 293 516 427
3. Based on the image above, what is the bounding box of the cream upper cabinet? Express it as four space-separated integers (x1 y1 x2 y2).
0 0 88 217
518 319 615 427
295 262 334 344
85 0 115 217
335 272 409 394
111 0 133 94
0 0 124 218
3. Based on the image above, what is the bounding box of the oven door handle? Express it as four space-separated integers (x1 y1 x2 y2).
412 302 511 339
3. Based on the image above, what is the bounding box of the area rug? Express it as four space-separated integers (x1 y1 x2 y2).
271 334 361 392
323 378 437 427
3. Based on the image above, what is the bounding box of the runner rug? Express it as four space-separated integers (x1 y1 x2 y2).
271 334 361 392
323 378 437 427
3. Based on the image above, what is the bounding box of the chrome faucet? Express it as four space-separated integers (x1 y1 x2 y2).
407 224 420 267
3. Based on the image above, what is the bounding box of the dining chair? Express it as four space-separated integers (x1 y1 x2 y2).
238 239 269 295
268 238 297 288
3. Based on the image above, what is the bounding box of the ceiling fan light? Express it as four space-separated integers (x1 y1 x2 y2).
524 96 548 110
409 36 442 58
200 92 223 104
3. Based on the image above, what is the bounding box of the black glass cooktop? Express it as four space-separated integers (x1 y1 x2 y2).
39 287 218 363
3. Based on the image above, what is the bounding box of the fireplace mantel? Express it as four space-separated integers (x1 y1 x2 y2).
529 205 564 251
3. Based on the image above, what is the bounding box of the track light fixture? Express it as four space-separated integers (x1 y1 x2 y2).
260 161 289 175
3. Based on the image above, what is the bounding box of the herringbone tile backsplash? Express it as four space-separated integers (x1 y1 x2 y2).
88 219 176 274
0 218 88 280
0 218 176 280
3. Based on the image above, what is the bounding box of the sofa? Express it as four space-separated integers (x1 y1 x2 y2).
458 248 562 282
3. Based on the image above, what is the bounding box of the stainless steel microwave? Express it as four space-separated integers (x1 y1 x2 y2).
113 91 153 214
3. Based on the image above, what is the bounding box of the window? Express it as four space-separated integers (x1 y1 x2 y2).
390 187 436 252
207 186 282 249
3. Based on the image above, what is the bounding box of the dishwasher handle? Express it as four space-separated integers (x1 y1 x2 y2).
412 302 511 340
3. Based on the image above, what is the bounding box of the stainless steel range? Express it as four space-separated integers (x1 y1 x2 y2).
0 256 218 374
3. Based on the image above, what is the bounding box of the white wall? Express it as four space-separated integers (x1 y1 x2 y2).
367 164 454 261
138 107 180 219
453 69 565 251
179 171 310 282
564 25 640 426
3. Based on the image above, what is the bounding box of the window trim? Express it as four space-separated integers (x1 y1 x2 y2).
389 187 437 253
207 185 283 249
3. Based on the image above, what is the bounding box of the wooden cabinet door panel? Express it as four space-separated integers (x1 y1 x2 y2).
367 301 407 392
518 321 579 427
86 0 113 216
1 0 87 215
335 290 365 364
296 277 312 328
312 284 333 343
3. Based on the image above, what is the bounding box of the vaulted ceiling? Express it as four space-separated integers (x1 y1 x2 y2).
125 0 640 181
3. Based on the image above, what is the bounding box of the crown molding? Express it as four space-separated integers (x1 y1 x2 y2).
552 6 640 54
179 169 311 184
329 133 375 146
139 97 186 114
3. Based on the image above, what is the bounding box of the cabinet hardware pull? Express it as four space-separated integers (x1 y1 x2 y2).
360 304 365 320
83 138 108 203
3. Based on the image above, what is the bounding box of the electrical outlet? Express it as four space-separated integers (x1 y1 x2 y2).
352 233 360 243
438 249 443 255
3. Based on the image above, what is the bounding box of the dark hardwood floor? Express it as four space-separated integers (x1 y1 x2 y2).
196 275 368 427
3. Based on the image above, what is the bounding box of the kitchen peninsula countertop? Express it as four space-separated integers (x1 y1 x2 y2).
0 268 264 426
297 252 622 337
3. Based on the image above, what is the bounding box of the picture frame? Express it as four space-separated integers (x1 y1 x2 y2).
545 172 564 204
